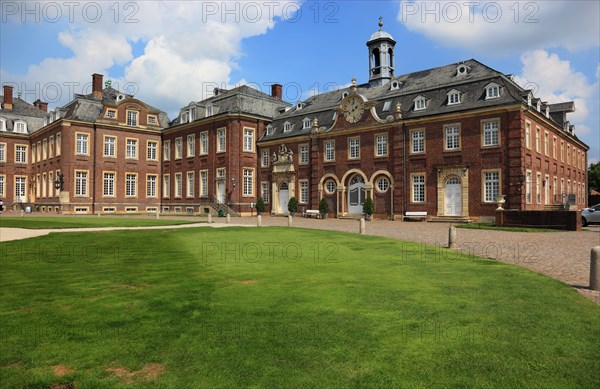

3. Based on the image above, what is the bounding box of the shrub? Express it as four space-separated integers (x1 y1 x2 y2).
288 197 298 214
363 196 374 216
319 198 329 217
256 197 265 214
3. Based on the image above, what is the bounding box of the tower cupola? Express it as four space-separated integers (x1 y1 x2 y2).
367 17 396 87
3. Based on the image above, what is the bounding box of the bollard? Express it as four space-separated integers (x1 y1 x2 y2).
226 214 231 224
288 215 293 227
257 215 262 227
448 225 456 248
21 210 24 217
97 211 101 218
156 211 160 220
359 218 366 234
207 213 212 224
591 246 600 291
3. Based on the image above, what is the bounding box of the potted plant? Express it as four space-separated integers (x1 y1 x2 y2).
319 197 329 219
363 196 374 221
287 197 298 216
256 196 265 215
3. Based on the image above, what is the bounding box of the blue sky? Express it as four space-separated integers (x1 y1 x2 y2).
1 1 598 162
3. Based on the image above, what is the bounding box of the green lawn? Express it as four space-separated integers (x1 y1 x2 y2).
0 228 598 388
0 216 203 229
455 223 560 232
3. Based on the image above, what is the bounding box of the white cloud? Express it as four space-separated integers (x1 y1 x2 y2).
397 1 600 53
2 0 302 116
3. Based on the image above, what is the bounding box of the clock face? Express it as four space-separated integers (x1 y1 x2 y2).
342 95 364 124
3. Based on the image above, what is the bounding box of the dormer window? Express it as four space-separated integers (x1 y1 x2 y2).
205 105 213 117
283 122 292 133
296 102 304 110
390 80 400 91
266 125 275 135
148 115 158 125
545 106 550 118
303 118 311 129
126 110 138 127
456 64 470 76
382 100 392 112
117 94 125 101
485 83 501 99
341 92 349 100
180 112 188 124
0 118 6 131
14 121 27 133
527 94 532 106
447 89 462 105
105 109 117 119
536 100 541 111
414 96 428 111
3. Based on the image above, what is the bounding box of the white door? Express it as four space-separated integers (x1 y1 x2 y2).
445 178 462 216
216 181 225 203
347 175 366 214
279 183 289 214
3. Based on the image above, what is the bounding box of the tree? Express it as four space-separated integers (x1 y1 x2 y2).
256 197 265 214
589 162 600 192
319 198 329 218
287 197 298 214
363 196 374 216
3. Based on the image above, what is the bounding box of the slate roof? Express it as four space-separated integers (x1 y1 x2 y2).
0 96 47 135
260 59 580 143
169 85 290 128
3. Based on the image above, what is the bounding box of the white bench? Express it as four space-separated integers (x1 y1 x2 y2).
303 209 321 218
403 211 427 221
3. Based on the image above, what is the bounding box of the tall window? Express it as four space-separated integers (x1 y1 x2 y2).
324 140 334 161
31 144 36 163
37 141 41 161
200 132 208 155
567 145 571 165
445 126 460 150
175 137 182 159
375 134 388 156
103 172 115 196
147 175 157 198
544 132 549 155
525 171 532 204
15 145 27 163
299 180 309 204
186 172 195 198
163 140 171 160
412 175 425 203
535 128 541 152
48 172 53 197
299 144 309 164
127 110 138 126
147 141 158 160
243 169 254 196
49 136 54 158
42 139 48 160
411 130 424 153
536 172 541 204
163 175 170 198
217 128 226 152
560 141 564 162
483 121 499 146
126 139 138 159
261 149 270 167
0 175 5 197
0 143 5 162
544 174 550 205
261 182 270 203
525 122 531 149
200 170 208 197
76 133 89 155
15 177 26 200
175 173 182 197
56 133 61 155
75 171 88 196
126 174 137 197
349 137 360 159
104 136 116 157
187 134 195 157
483 171 499 202
243 128 254 152
552 137 557 159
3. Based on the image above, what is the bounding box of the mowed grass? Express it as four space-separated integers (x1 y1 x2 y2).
0 216 202 229
0 228 598 388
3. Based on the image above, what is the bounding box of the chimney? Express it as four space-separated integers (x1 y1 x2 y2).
33 99 48 112
92 73 103 99
3 85 13 110
271 84 282 100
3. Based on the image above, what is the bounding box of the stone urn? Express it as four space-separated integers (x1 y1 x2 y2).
495 194 506 211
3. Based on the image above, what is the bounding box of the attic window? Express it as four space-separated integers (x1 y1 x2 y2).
447 90 462 105
205 105 213 117
303 118 311 129
456 64 469 76
148 115 158 125
390 81 400 91
382 100 392 112
266 125 275 135
485 84 500 99
0 118 6 131
105 109 117 119
117 94 125 101
414 96 427 111
14 121 27 133
527 94 532 106
283 122 291 132
545 106 550 118
341 92 349 100
536 100 541 111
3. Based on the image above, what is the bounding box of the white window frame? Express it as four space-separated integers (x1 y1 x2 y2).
414 96 427 111
200 170 208 198
126 138 138 159
525 170 532 204
243 128 255 152
411 174 426 203
243 168 254 197
447 90 461 105
126 110 138 126
299 144 309 164
125 173 137 197
75 170 88 197
411 129 425 154
175 137 183 159
186 171 195 198
482 170 500 203
104 136 116 158
348 137 360 160
444 125 460 151
199 132 208 155
299 180 309 204
217 127 226 152
261 149 270 167
187 134 196 157
76 133 89 155
324 140 335 162
261 182 270 203
375 134 388 157
163 140 171 161
485 83 500 99
482 119 500 147
147 175 157 198
56 133 61 156
163 174 171 198
103 172 116 197
15 144 27 164
0 143 5 162
147 141 158 161
175 173 182 198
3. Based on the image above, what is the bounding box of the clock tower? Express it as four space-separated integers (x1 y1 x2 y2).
367 17 396 87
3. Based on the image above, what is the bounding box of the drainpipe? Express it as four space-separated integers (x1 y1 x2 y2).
92 123 97 214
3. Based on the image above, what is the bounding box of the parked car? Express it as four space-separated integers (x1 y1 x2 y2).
581 203 600 226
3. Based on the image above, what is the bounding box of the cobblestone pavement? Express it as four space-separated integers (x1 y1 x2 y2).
1 214 598 304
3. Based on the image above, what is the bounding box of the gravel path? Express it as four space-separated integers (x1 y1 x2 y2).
1 215 598 304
